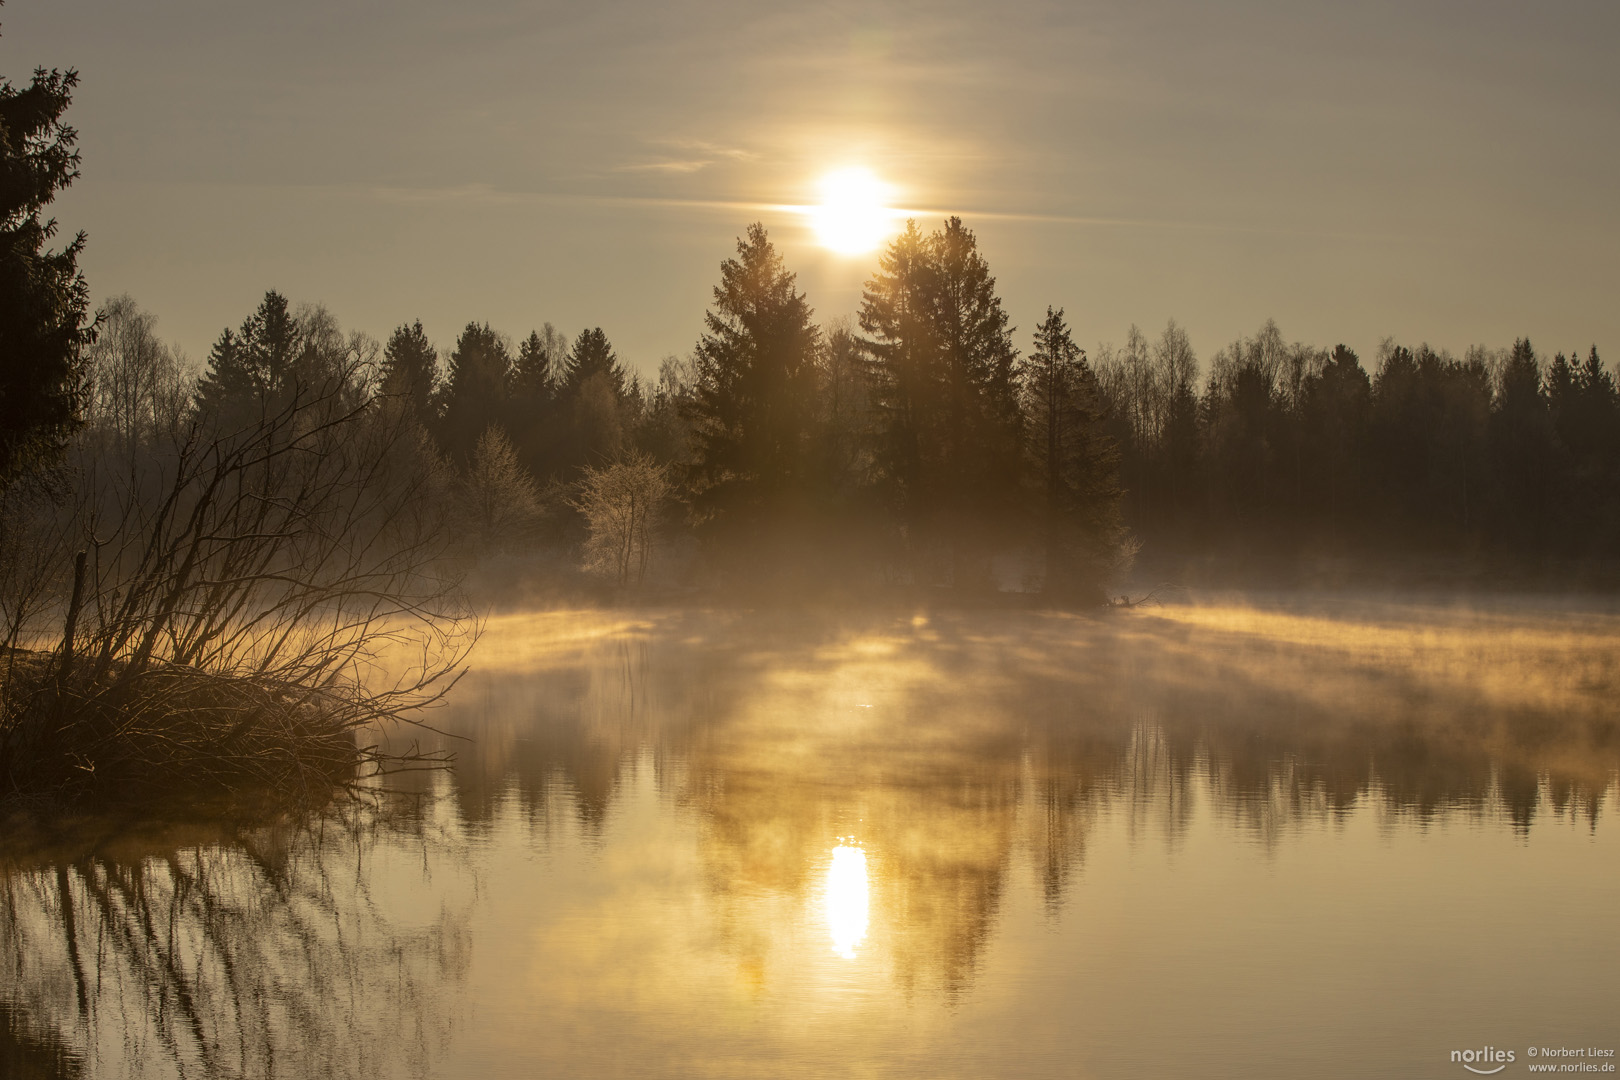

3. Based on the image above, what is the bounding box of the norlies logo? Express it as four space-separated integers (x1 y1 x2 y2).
1453 1047 1517 1075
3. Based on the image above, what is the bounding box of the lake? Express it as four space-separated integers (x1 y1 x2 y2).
4 596 1618 1079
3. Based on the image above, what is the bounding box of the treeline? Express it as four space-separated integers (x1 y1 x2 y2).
170 218 1127 598
1095 321 1620 573
83 219 1620 596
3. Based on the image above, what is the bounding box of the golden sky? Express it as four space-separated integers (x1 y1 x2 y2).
10 0 1618 371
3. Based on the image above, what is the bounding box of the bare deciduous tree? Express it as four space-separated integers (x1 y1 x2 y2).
84 295 192 458
459 426 542 555
573 453 670 586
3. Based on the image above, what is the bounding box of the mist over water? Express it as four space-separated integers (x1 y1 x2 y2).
4 596 1617 1079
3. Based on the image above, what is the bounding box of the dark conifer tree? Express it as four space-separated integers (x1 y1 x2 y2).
1019 307 1124 599
686 224 821 544
1547 351 1577 417
1550 346 1618 468
1489 338 1557 546
560 328 625 399
1363 343 1491 544
1201 350 1282 535
194 327 249 416
513 328 558 407
861 217 1021 587
1367 345 1427 535
932 216 1023 530
1577 347 1615 406
817 319 875 499
1430 347 1492 540
1300 345 1371 538
439 322 512 464
240 290 300 389
858 220 935 527
1553 346 1620 550
0 60 93 487
508 325 564 476
554 326 631 474
379 320 438 424
194 290 303 426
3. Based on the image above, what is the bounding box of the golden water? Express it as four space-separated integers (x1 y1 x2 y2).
4 598 1617 1078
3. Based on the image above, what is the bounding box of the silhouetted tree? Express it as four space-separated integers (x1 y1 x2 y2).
1151 321 1202 534
194 290 302 426
554 327 632 475
0 61 93 488
1095 321 1208 542
1095 325 1155 528
817 317 877 501
1201 325 1288 535
194 294 371 431
1488 337 1557 547
861 217 1021 588
1299 344 1371 541
83 295 190 457
636 354 697 469
438 321 511 464
510 323 566 476
1363 342 1491 546
1549 346 1620 551
379 319 438 425
858 219 934 542
686 223 821 552
560 327 622 399
1019 307 1125 599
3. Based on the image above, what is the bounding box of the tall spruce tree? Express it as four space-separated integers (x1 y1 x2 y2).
514 326 563 407
380 320 438 424
1552 346 1620 549
554 326 631 474
858 219 934 522
1300 344 1371 539
860 216 1021 587
686 223 820 539
560 327 624 399
194 290 303 426
1489 337 1557 546
0 55 93 487
439 322 512 464
508 324 565 475
818 318 875 499
1019 307 1123 599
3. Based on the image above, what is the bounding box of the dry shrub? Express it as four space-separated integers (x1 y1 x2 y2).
0 367 475 809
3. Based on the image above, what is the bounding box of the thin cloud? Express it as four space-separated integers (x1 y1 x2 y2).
615 138 758 176
618 160 715 174
159 179 1419 244
649 138 758 162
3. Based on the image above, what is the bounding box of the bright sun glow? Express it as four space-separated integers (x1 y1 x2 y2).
825 842 870 959
811 168 895 255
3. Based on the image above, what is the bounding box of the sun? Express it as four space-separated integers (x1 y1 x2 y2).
810 167 895 255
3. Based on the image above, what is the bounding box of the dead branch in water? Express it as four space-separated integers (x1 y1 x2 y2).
1107 583 1187 609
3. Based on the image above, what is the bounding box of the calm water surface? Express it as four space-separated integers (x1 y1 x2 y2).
4 597 1618 1079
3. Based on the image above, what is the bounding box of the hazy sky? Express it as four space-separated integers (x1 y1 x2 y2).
7 0 1617 375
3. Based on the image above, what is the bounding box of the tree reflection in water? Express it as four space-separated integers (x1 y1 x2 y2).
0 804 472 1080
403 601 1617 998
0 997 83 1080
1 600 1614 1076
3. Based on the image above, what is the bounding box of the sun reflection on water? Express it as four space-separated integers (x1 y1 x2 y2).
825 841 869 959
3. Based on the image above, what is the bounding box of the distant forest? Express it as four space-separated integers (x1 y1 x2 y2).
15 216 1620 605
59 217 1620 595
